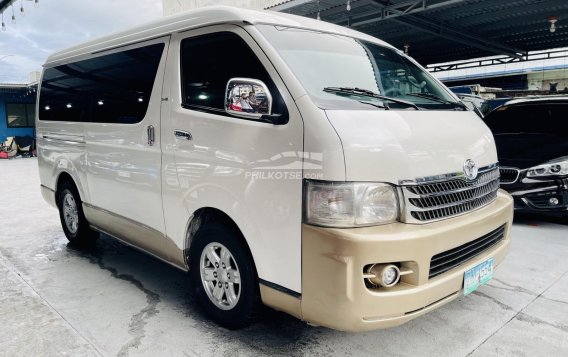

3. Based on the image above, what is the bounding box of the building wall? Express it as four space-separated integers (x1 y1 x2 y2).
0 92 36 141
163 0 283 15
527 69 568 91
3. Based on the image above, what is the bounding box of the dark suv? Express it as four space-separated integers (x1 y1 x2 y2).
484 97 568 216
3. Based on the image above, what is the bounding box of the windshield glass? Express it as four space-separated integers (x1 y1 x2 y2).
258 25 460 110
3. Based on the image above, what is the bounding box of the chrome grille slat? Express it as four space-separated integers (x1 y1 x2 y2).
499 167 520 184
409 182 500 210
401 166 500 223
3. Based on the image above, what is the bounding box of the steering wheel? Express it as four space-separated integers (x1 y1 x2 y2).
383 87 402 96
406 74 427 89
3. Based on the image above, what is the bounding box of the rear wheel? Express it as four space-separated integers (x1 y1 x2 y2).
190 223 259 329
57 181 98 244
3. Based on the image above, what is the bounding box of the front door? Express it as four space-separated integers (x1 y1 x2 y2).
161 26 304 293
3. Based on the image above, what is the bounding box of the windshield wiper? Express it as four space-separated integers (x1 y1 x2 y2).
406 93 467 110
357 100 388 109
323 87 419 110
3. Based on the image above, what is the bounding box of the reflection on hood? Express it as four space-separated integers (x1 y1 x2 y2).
494 133 568 169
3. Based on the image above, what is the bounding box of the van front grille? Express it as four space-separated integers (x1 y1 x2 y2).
499 167 520 184
401 165 500 223
429 225 506 279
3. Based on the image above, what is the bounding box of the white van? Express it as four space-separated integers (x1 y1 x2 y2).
37 6 513 331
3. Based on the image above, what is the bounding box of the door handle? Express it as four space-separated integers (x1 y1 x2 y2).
174 129 192 141
147 125 155 146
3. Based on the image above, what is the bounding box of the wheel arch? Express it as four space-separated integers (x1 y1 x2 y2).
55 172 78 207
185 207 258 277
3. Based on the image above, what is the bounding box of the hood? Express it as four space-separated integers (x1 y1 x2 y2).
493 133 568 169
325 110 497 183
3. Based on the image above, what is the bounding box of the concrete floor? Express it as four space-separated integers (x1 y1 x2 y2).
0 158 567 357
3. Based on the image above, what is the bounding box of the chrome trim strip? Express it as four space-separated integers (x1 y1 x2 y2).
399 163 499 185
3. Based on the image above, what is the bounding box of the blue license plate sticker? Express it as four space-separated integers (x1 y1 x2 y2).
463 258 494 296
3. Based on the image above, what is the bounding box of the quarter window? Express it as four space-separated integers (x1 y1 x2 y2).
39 43 165 123
180 32 287 118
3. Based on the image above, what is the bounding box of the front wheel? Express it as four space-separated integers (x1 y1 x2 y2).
57 181 98 245
189 223 260 329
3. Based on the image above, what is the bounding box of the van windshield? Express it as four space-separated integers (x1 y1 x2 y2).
258 25 461 111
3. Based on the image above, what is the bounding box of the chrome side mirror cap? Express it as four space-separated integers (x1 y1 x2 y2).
225 78 273 120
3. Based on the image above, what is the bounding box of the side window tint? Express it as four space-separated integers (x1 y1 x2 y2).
180 32 287 118
39 43 164 123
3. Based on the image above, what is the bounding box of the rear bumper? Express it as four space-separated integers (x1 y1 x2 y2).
299 190 513 331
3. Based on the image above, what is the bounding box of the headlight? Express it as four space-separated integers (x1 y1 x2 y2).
304 180 398 227
526 157 568 178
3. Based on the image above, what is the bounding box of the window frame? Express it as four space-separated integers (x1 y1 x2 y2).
5 102 36 128
178 28 289 124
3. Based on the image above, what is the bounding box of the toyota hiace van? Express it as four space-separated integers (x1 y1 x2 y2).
37 6 513 331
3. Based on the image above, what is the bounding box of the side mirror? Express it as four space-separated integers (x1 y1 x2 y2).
225 78 274 121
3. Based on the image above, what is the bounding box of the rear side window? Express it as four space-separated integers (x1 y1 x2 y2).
486 103 568 137
180 32 287 118
39 43 165 123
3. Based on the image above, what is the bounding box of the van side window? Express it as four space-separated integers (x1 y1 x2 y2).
39 43 164 124
180 32 287 119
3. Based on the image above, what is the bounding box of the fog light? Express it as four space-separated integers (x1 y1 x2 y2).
549 197 559 205
367 264 401 287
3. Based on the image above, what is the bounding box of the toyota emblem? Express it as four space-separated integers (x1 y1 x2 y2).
463 159 478 180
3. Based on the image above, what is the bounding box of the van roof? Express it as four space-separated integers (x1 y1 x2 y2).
45 5 395 66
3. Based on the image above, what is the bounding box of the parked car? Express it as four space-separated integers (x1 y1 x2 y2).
483 97 568 216
37 6 513 331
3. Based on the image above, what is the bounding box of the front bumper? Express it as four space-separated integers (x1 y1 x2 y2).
503 176 568 216
299 190 513 331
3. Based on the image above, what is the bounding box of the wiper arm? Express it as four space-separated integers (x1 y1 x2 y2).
357 100 389 110
406 93 467 110
323 87 419 110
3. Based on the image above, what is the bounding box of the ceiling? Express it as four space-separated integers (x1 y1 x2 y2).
0 0 37 15
267 0 568 66
3 0 566 66
1 0 17 13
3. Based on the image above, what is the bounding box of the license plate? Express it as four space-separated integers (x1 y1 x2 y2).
463 258 494 296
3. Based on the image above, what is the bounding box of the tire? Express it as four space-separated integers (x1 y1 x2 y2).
189 222 260 329
57 180 99 245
